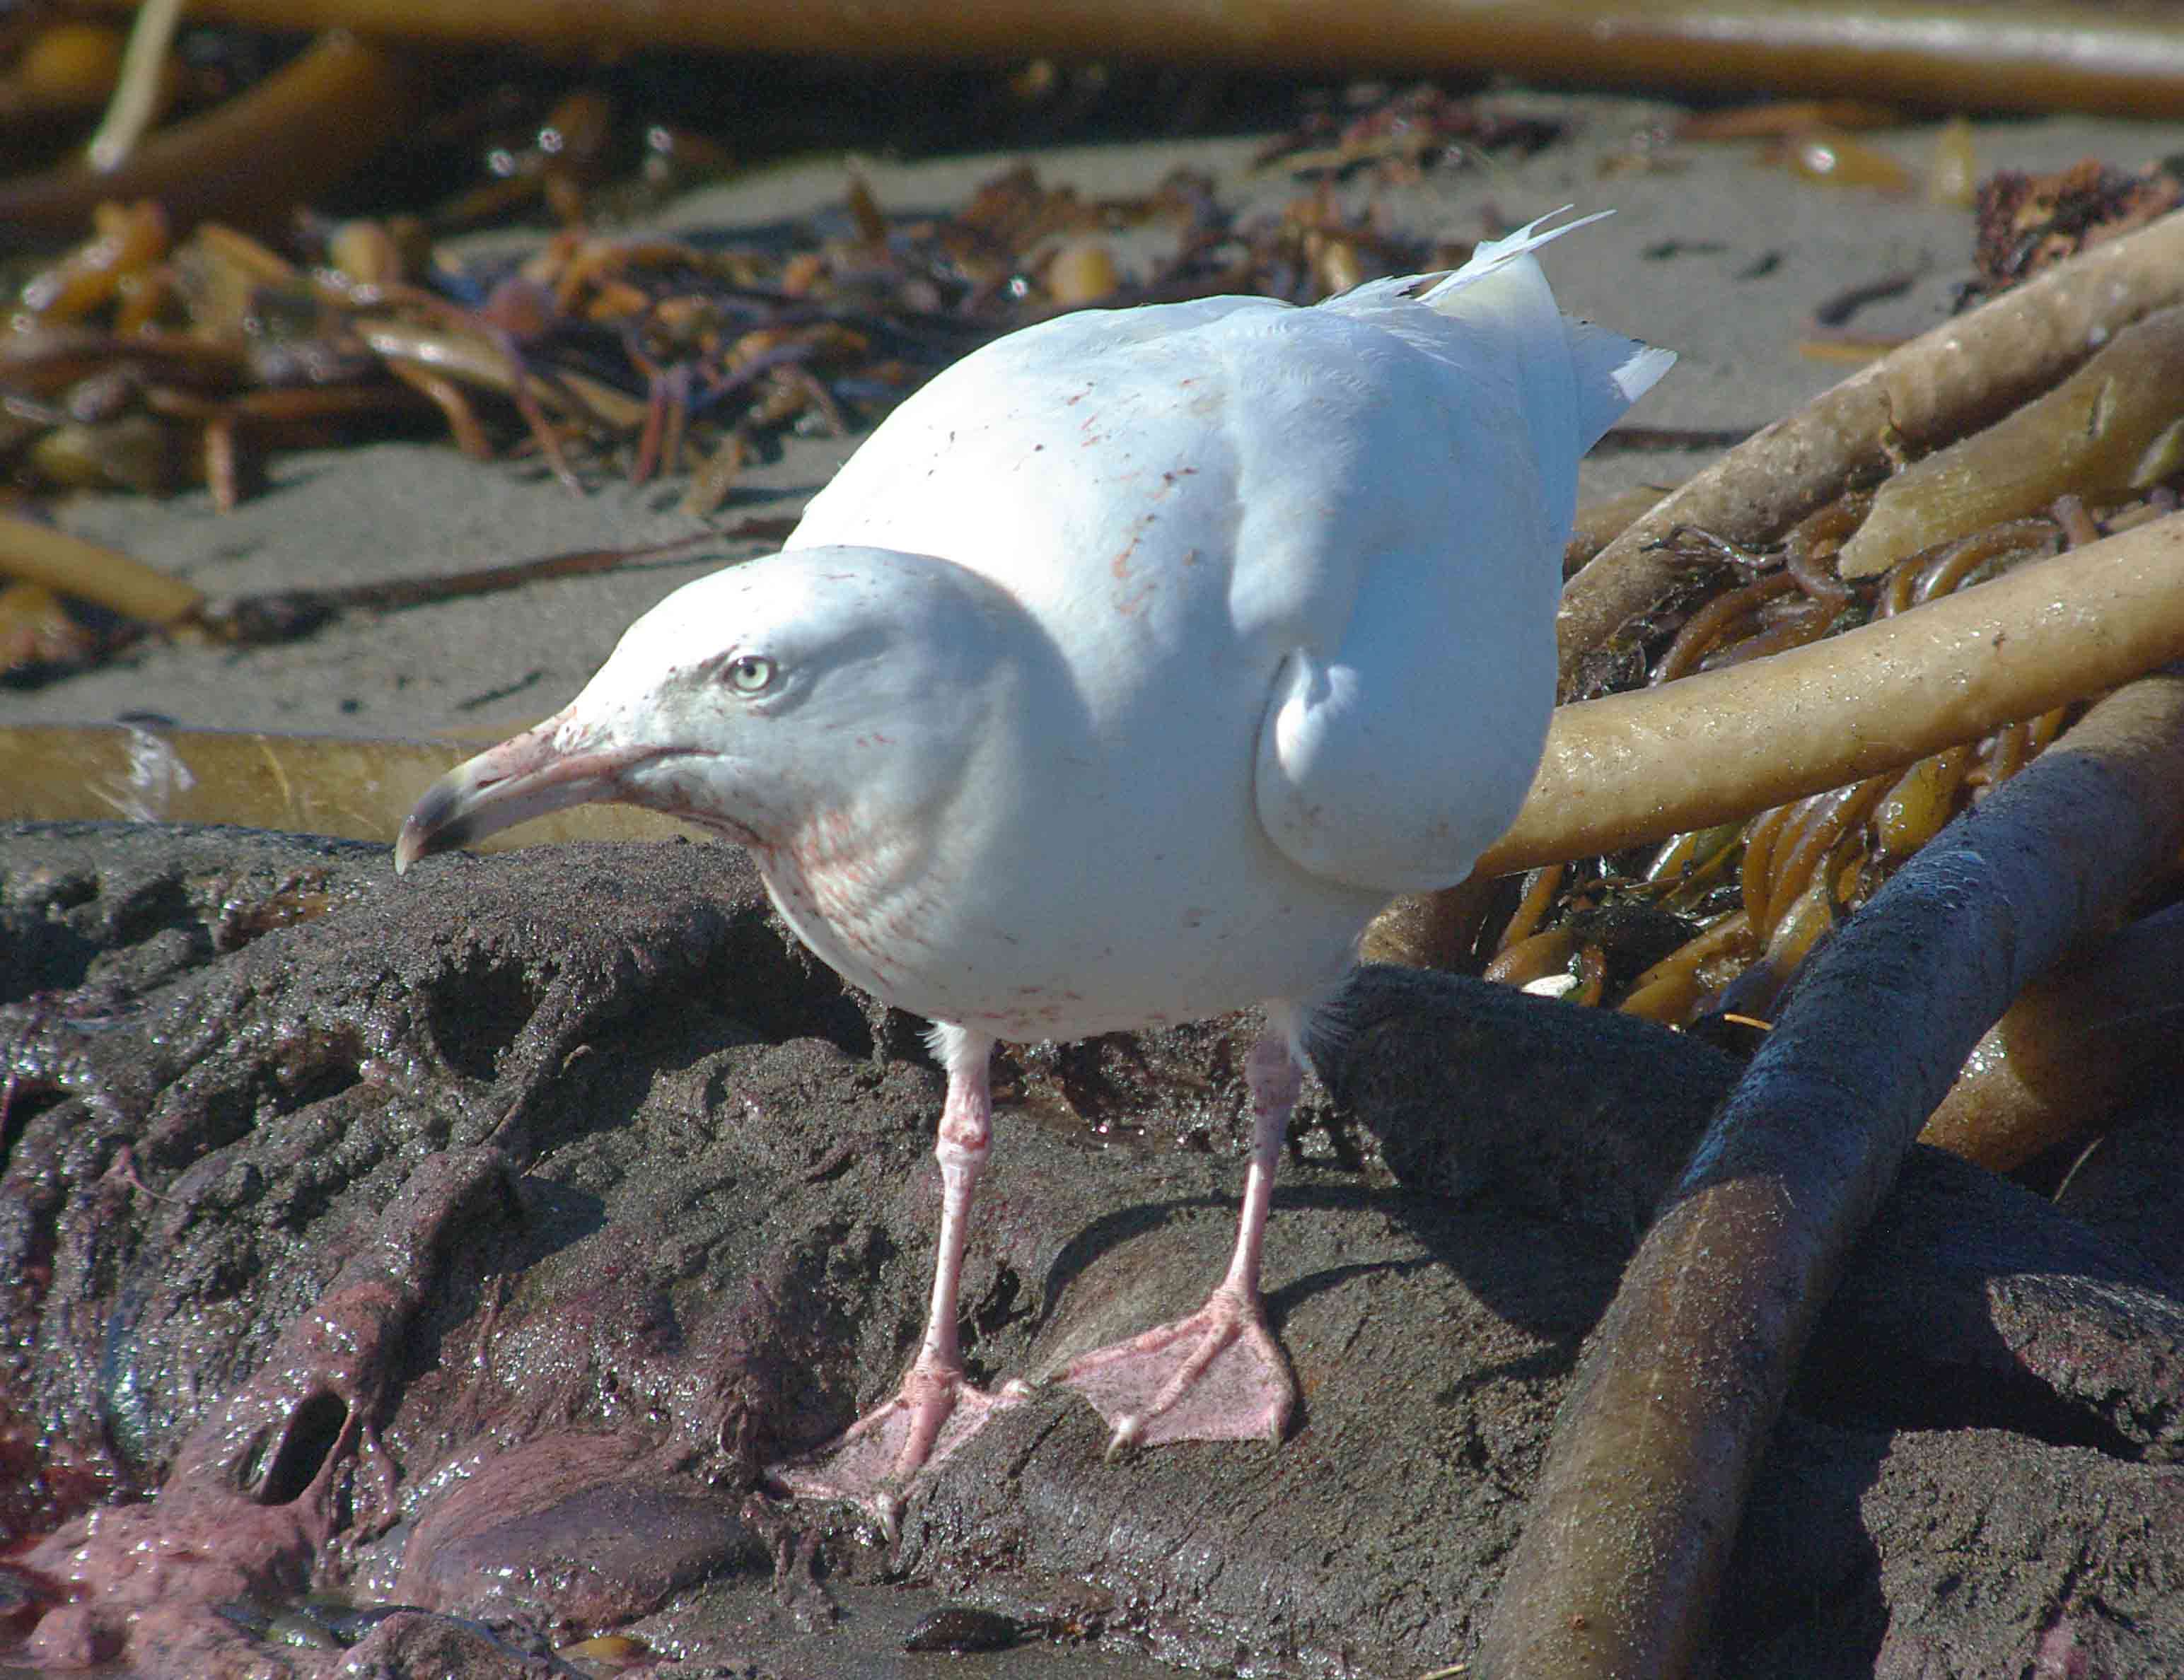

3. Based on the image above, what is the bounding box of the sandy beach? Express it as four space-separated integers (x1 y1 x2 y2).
12 97 2175 751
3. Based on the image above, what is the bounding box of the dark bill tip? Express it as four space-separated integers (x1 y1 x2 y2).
392 726 667 877
393 792 473 875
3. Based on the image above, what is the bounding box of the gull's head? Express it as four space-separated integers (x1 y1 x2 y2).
394 544 1017 873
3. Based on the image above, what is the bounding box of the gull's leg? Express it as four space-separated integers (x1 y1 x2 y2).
1059 1015 1302 1455
769 1027 1029 1532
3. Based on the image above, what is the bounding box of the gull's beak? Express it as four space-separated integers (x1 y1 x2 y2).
394 716 661 874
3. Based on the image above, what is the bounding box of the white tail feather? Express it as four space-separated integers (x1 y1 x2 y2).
1416 205 1610 305
1420 206 1675 452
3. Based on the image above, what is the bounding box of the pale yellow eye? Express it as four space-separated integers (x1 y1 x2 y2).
724 653 776 694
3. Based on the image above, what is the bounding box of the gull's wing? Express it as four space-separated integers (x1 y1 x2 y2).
789 215 1671 898
1253 213 1675 892
784 293 1416 723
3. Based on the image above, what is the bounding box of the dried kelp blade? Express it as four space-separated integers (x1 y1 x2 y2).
1559 204 2184 687
1 159 1439 525
196 530 729 645
0 723 681 844
1837 304 2184 576
0 514 737 680
1919 899 2184 1174
1488 494 2183 1066
64 0 2184 118
0 509 202 626
0 33 436 243
1484 504 2184 881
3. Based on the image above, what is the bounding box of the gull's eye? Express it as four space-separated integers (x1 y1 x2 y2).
723 653 777 695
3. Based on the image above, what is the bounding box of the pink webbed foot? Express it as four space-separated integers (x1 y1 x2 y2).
1059 1019 1306 1458
1059 1280 1293 1456
768 1364 1032 1536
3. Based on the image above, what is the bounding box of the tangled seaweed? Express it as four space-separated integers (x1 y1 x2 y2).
1 160 1458 679
1492 482 2173 1039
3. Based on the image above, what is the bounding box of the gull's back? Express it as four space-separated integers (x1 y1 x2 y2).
784 217 1670 1030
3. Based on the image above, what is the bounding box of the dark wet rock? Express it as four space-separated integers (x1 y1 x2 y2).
13 1148 514 1674
2053 1090 2184 1286
1338 964 2184 1462
1804 1148 2184 1460
1326 962 1737 1237
1 824 849 1523
905 1604 1031 1652
211 1594 405 1652
1733 1423 2184 1678
901 1194 1604 1671
1889 1435 2184 1673
5 822 2184 1676
395 1430 765 1630
331 1608 564 1678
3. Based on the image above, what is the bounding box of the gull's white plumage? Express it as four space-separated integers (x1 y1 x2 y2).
396 208 1673 1522
748 211 1672 1036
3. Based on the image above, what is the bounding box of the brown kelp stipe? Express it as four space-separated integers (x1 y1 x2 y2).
1477 670 2184 1679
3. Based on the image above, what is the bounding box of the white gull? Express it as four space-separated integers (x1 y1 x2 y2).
395 207 1673 1526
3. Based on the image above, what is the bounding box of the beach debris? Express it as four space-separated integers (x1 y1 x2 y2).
32 0 2184 119
1 162 1442 532
1967 156 2184 301
1252 83 1567 182
1479 670 2184 1678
